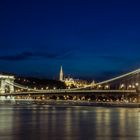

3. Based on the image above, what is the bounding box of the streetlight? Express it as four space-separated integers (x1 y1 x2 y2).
98 85 102 89
105 85 109 89
132 85 135 89
129 85 132 87
135 83 139 86
120 84 124 88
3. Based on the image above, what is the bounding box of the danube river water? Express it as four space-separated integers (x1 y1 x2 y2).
0 105 140 140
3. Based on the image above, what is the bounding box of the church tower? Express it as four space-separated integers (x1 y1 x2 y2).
59 65 63 81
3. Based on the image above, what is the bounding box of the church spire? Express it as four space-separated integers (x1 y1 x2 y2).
59 65 63 81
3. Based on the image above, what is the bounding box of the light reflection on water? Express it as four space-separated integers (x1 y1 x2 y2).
0 105 140 140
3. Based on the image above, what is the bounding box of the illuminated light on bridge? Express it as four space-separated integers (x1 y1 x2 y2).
135 83 139 86
105 85 109 89
98 85 102 89
120 84 125 88
132 85 135 89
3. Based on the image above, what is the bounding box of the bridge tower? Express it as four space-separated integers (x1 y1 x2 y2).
59 66 64 81
0 75 15 94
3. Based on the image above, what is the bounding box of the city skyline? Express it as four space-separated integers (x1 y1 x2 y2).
0 0 140 80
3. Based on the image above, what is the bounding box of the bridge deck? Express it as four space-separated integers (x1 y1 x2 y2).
0 90 137 96
16 89 137 93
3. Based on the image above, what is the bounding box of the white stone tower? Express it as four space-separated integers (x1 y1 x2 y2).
59 65 63 81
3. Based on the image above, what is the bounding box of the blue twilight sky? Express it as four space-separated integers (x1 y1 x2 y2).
0 0 140 80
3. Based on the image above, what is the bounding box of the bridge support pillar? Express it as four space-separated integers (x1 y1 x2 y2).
0 96 6 100
0 76 15 94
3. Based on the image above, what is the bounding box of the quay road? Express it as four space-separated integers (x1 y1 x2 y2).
1 99 140 107
0 89 137 96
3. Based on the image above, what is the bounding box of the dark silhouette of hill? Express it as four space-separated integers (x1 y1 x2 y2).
15 76 66 89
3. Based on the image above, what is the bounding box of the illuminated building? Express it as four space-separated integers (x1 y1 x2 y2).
64 77 89 88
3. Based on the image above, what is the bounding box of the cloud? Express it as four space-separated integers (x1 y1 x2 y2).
42 50 73 59
0 50 74 61
0 52 32 61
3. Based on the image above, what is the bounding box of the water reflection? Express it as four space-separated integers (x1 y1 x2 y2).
0 105 139 140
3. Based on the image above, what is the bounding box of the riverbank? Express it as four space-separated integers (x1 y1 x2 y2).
0 99 140 108
36 100 140 108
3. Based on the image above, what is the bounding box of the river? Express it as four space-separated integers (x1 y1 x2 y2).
0 105 140 140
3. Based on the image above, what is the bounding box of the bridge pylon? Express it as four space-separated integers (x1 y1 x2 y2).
0 75 15 94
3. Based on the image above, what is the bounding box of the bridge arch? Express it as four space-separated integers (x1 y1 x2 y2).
5 85 11 93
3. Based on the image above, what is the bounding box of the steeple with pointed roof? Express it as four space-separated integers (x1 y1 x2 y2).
59 65 63 81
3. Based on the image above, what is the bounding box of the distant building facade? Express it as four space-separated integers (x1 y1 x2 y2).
59 66 89 88
64 77 88 88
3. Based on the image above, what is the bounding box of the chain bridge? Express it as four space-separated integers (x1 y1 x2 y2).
0 68 140 102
